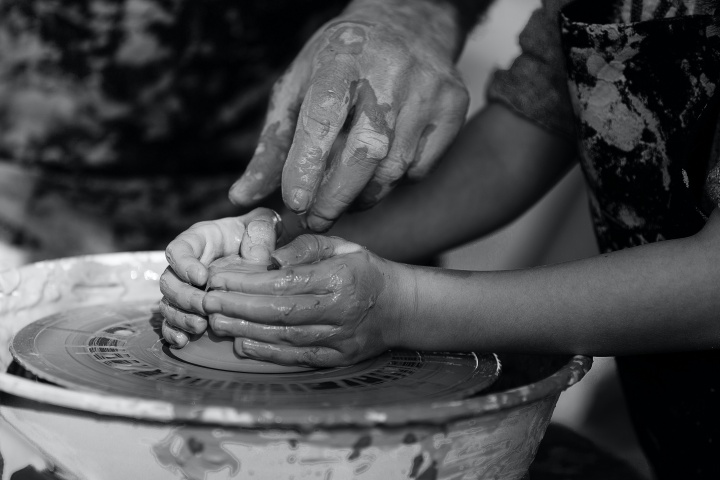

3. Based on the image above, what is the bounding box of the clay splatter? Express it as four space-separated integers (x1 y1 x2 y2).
347 435 372 460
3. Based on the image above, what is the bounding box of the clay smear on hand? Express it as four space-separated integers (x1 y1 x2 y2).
240 219 277 264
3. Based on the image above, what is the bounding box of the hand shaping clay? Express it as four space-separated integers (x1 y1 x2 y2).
171 328 312 373
173 256 313 373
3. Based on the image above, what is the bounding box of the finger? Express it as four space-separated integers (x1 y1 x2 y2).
159 267 206 315
305 81 396 231
162 319 190 349
281 63 357 213
240 339 347 368
159 298 208 335
203 291 333 325
407 90 468 180
229 67 305 206
206 236 363 295
240 210 280 264
207 265 332 295
354 104 422 209
165 217 246 286
272 234 363 267
210 314 336 345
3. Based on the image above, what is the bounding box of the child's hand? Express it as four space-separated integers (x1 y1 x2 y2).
160 208 282 348
202 235 410 367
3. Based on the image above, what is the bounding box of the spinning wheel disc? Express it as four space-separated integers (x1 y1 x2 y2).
11 301 500 409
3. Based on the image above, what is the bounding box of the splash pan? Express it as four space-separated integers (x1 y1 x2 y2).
0 252 590 480
11 301 499 408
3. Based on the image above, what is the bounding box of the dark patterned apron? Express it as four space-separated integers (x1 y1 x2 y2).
560 1 720 477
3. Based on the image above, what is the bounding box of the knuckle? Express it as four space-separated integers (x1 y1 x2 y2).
304 110 336 132
440 83 470 116
317 191 354 211
187 220 212 231
278 326 302 344
272 268 297 294
355 132 390 161
377 157 408 182
300 347 330 367
407 164 432 181
454 84 471 108
335 269 357 293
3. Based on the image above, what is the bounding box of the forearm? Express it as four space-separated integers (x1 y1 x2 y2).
342 0 495 59
392 211 720 355
328 104 576 262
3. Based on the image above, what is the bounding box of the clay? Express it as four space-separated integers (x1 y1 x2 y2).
171 328 312 373
165 214 287 372
174 257 307 373
10 299 498 408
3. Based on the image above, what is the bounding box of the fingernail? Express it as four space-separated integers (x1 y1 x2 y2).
191 318 206 333
211 317 230 333
203 293 218 311
289 188 310 212
168 330 188 348
187 265 205 286
241 339 259 354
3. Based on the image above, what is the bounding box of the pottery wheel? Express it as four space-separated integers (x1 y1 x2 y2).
10 301 500 408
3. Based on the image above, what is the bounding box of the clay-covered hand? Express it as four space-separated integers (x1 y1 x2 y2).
202 235 411 367
160 208 282 348
228 0 470 232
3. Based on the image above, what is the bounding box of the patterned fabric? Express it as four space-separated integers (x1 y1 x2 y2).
560 3 720 478
562 3 720 252
486 0 709 139
0 0 349 258
488 1 720 478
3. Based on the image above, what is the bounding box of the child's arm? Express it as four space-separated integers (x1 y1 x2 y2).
202 213 720 367
303 103 577 262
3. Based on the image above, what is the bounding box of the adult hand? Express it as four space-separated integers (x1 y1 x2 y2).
159 208 282 348
201 234 412 367
229 0 470 232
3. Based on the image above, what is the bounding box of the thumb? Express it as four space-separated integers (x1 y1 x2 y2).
271 234 363 267
240 208 282 264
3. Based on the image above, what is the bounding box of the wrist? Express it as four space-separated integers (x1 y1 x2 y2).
379 261 420 350
341 0 460 59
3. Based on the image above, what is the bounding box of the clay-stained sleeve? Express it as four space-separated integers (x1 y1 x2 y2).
485 0 577 140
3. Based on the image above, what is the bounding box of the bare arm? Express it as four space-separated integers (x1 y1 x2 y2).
391 210 720 356
199 211 720 367
310 103 577 262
